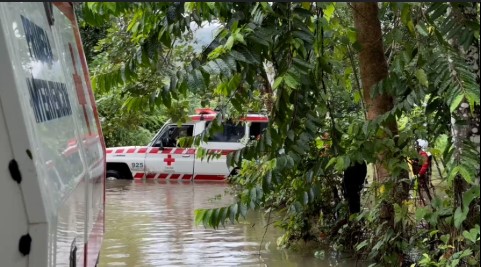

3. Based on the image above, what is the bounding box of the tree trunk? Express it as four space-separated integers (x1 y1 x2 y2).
352 3 398 183
449 3 480 228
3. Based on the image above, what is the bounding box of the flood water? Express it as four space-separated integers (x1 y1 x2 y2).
98 180 362 267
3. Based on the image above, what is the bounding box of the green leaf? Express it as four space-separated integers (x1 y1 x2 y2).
323 4 335 22
454 206 468 229
401 4 411 25
415 207 427 221
407 21 415 34
239 203 248 218
462 185 480 210
415 24 429 37
355 240 369 251
415 69 429 87
353 91 361 104
229 203 238 224
195 209 206 225
326 157 337 169
202 209 213 227
234 32 246 45
272 76 284 89
449 94 464 113
225 36 235 50
462 225 480 243
284 73 299 89
440 234 450 244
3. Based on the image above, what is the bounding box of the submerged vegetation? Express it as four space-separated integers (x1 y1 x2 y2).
80 2 480 266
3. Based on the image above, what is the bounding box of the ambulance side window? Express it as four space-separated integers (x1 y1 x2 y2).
153 124 194 148
205 121 245 142
249 122 268 140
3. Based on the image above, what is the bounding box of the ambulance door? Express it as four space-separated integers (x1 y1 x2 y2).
144 123 195 180
195 120 246 180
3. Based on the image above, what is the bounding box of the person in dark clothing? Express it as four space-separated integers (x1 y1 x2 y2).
342 161 367 214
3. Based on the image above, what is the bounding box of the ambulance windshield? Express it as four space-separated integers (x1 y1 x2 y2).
153 124 194 148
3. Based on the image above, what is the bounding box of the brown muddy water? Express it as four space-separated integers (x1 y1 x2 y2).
98 180 363 267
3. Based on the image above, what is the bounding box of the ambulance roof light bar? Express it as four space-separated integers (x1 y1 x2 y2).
194 108 217 115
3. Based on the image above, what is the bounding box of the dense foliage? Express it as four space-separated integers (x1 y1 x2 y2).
81 2 480 266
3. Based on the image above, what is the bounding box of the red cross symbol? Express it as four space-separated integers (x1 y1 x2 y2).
164 154 175 166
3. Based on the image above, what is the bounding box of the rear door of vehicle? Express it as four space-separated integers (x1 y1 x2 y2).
144 123 195 180
195 120 246 180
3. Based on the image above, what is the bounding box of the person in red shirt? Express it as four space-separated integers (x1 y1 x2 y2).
412 139 432 205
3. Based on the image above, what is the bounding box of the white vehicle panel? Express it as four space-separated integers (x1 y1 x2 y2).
0 99 29 267
0 3 105 267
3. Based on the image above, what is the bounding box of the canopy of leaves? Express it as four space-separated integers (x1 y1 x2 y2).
82 2 480 265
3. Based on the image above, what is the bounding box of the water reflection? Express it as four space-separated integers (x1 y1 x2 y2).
99 180 362 267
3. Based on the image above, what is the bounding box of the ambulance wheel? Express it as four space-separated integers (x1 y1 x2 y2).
106 170 121 180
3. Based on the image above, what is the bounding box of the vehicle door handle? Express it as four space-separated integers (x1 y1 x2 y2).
182 155 191 158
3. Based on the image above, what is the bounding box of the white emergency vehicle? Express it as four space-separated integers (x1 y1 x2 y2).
0 2 105 267
106 108 268 181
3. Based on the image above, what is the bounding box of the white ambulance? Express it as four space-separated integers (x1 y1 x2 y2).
0 2 105 267
106 108 268 181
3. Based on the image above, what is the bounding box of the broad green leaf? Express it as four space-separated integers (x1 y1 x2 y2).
462 185 480 210
353 91 361 103
415 207 427 221
301 2 311 10
202 209 213 227
194 209 206 225
356 240 369 251
284 73 299 89
401 4 411 25
225 36 235 50
454 207 468 229
415 69 429 87
407 21 415 34
272 77 284 89
326 157 337 169
462 225 480 243
415 24 429 37
459 165 474 184
449 94 464 113
239 203 247 218
229 203 238 224
234 32 246 45
323 4 335 22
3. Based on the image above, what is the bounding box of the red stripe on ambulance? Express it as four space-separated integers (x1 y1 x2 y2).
137 147 147 153
207 149 235 155
162 148 173 154
126 148 136 153
194 175 226 181
239 117 269 122
134 172 144 179
174 149 186 154
149 147 159 154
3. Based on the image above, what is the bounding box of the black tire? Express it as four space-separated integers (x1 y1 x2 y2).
106 169 122 180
